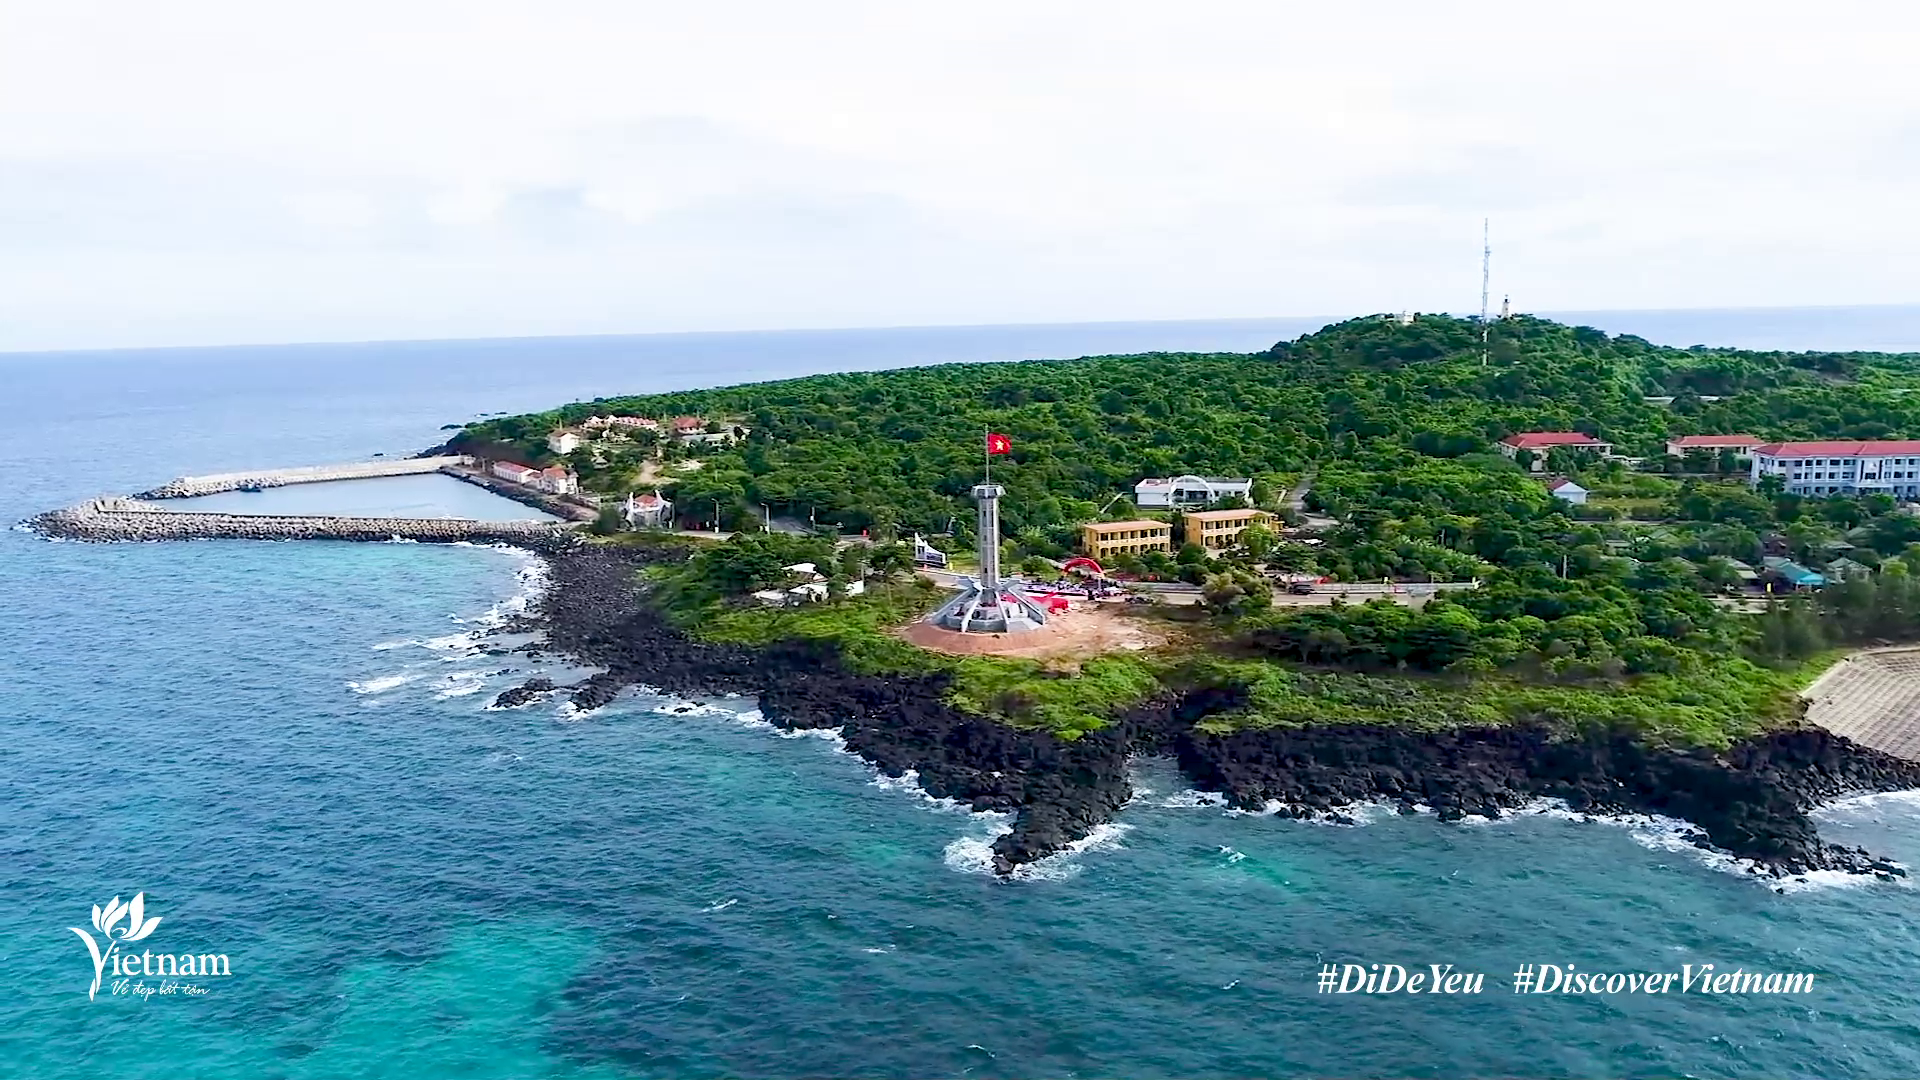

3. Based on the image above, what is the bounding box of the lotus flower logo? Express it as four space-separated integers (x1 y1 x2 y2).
70 893 162 1001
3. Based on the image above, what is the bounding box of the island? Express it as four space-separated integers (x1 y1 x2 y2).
427 315 1920 878
38 313 1920 879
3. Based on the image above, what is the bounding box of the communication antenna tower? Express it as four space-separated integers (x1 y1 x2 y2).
1479 218 1491 366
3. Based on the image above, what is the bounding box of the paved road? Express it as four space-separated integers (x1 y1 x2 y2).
918 568 1478 609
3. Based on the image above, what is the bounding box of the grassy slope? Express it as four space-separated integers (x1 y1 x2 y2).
638 551 1846 747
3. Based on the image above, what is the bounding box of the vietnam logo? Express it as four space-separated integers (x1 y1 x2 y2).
69 893 232 1001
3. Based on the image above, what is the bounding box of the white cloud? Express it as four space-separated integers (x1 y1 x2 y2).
0 0 1916 349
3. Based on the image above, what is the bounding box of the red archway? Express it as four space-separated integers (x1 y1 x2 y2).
1060 557 1104 577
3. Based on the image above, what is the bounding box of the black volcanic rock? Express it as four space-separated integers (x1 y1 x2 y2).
515 538 1920 879
491 678 557 709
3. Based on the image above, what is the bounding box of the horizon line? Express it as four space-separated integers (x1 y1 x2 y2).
7 300 1920 359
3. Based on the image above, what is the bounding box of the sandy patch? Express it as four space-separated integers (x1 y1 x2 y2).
898 601 1169 660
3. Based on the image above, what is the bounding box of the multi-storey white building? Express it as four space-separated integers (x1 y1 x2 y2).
1133 475 1253 508
1749 441 1920 497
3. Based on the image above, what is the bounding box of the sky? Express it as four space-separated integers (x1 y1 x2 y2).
2 0 1917 351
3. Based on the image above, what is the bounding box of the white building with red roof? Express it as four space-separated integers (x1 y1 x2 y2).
538 466 579 496
1750 441 1920 497
1665 434 1765 460
491 461 541 486
1545 477 1589 505
621 490 672 528
1496 432 1613 472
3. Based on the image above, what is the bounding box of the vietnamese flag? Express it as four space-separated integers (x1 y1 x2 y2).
986 433 1012 455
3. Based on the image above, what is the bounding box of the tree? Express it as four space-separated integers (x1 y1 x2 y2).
1239 524 1276 561
867 541 914 581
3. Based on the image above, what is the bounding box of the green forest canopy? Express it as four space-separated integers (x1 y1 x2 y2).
463 313 1920 543
464 315 1920 745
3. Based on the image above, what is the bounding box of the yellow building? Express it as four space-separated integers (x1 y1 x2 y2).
1080 519 1174 560
1181 508 1273 550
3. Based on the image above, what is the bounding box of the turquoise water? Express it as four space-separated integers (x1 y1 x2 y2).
8 313 1920 1078
169 474 559 520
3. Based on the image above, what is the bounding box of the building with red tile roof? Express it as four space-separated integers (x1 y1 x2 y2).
1496 432 1612 472
1665 434 1766 457
1750 441 1920 497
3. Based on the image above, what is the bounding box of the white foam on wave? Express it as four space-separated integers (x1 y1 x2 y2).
433 671 491 699
700 898 738 913
730 708 774 731
1454 798 1911 894
444 552 547 632
1219 797 1409 826
941 818 1133 883
779 725 849 751
869 769 975 814
346 673 415 695
1812 788 1920 821
1154 789 1232 810
649 699 740 719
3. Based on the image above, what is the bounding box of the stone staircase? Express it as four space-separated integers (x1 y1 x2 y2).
1803 649 1920 760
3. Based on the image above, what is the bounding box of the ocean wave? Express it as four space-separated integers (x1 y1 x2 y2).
941 818 1133 882
650 699 739 719
868 769 975 814
1222 797 1411 826
700 898 738 913
730 708 774 730
778 726 849 751
1154 789 1232 810
346 673 416 695
1811 788 1920 820
1457 799 1913 894
432 671 490 699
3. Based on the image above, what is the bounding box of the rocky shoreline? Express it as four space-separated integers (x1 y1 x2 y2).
508 539 1920 880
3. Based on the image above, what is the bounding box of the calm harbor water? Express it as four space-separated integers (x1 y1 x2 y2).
6 309 1920 1079
169 474 559 521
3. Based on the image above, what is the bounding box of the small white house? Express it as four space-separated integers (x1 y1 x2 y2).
547 429 585 455
1546 478 1589 505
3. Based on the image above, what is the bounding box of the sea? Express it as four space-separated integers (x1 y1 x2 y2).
6 307 1920 1079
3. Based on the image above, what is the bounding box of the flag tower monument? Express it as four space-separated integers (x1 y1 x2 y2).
928 433 1051 634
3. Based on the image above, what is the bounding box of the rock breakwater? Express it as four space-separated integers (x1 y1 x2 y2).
30 498 573 544
136 456 469 498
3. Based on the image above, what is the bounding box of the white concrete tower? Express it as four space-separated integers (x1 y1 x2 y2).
974 483 1003 592
928 482 1049 634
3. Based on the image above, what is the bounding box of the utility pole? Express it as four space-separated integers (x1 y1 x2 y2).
1479 218 1492 367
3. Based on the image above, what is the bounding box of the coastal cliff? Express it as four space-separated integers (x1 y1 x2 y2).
510 539 1920 879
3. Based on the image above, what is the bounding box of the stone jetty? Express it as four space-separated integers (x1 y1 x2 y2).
31 498 575 544
136 456 469 499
